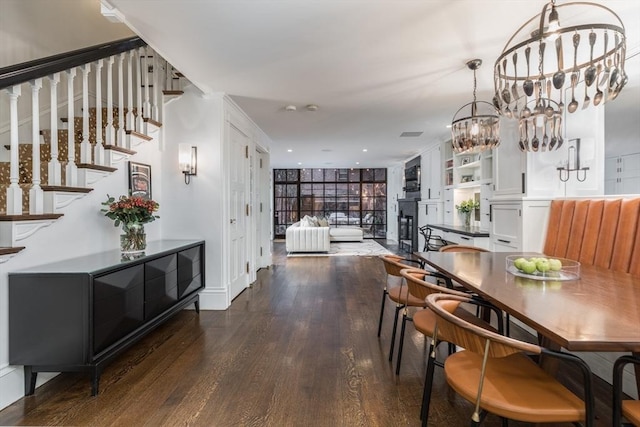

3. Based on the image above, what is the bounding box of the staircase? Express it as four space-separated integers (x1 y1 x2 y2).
0 37 186 263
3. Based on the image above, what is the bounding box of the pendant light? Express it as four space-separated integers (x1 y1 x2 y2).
451 59 501 154
494 0 627 122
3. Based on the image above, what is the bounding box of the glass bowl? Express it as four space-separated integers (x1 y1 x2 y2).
505 255 580 281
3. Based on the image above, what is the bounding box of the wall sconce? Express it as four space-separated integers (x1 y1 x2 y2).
179 144 197 184
557 138 589 182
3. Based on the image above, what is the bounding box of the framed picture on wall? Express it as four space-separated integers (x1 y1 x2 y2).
128 161 152 199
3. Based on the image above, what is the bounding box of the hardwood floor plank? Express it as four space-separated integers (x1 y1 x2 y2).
0 241 621 426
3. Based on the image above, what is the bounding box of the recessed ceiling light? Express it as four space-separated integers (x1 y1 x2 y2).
362 148 368 152
298 162 302 165
445 124 452 129
287 149 293 152
306 104 319 111
356 162 360 165
285 105 297 112
321 149 332 152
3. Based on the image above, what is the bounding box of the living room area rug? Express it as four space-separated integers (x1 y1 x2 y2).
287 240 392 257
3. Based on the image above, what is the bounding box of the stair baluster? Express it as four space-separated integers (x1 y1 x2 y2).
79 64 91 164
94 59 104 166
65 68 77 186
126 50 134 140
6 85 22 215
117 53 126 147
135 47 144 132
105 56 116 147
48 73 62 186
29 78 44 214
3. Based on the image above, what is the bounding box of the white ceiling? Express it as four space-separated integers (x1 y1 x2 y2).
103 0 640 169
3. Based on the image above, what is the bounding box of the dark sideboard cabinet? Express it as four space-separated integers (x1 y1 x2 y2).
9 240 205 396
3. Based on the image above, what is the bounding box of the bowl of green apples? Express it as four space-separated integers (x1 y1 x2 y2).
506 255 580 281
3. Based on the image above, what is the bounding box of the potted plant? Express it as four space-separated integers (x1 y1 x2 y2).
101 194 160 253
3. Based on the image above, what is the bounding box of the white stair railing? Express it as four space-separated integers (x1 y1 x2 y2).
1 37 186 226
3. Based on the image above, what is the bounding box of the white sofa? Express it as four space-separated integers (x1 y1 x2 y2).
285 221 364 253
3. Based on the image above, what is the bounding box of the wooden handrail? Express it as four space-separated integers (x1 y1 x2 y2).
0 36 146 90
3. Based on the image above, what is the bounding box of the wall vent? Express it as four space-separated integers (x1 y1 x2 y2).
400 131 423 137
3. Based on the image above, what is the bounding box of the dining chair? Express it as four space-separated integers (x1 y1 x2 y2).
395 268 502 376
438 244 511 336
377 254 426 362
422 293 595 427
613 355 640 426
418 226 449 252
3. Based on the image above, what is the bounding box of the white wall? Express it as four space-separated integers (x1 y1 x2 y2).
159 86 227 309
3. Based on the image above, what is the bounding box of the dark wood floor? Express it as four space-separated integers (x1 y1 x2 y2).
0 241 618 426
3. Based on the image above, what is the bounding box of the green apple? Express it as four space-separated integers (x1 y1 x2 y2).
548 258 563 271
536 259 550 273
513 257 527 269
520 260 537 274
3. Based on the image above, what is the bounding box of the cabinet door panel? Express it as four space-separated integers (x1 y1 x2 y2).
145 255 179 319
93 266 145 354
178 246 203 298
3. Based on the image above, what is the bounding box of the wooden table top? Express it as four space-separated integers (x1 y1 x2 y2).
415 251 640 352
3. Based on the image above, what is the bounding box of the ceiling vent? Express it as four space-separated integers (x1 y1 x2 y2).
400 131 423 137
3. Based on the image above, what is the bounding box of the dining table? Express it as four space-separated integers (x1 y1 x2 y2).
414 250 640 392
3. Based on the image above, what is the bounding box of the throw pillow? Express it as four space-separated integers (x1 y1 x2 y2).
318 217 329 227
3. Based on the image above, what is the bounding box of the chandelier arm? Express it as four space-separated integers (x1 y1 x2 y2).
495 23 625 81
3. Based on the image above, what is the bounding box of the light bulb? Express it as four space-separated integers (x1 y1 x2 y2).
471 121 479 136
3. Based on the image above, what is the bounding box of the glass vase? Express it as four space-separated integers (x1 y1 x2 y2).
464 212 471 228
120 224 146 253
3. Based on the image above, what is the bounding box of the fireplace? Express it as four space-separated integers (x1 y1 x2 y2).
398 198 419 252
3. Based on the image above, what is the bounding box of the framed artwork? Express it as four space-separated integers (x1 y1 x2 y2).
461 174 474 183
128 161 152 199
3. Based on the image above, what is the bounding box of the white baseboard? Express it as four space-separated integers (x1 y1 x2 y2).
197 288 229 310
0 365 58 411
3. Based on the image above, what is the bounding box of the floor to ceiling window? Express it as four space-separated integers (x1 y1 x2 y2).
274 168 387 239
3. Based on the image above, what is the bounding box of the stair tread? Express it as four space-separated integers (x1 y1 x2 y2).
77 163 117 172
42 185 93 193
125 130 153 141
0 247 25 255
104 145 136 155
163 90 184 95
0 214 64 221
143 117 163 128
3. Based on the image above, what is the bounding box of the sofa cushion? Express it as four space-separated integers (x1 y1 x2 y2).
330 227 364 242
300 215 317 227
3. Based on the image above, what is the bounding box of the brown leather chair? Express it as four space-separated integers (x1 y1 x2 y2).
423 293 594 427
436 243 513 335
377 254 425 362
613 355 640 426
395 268 501 376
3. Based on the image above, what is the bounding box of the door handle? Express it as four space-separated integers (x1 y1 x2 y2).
230 219 236 224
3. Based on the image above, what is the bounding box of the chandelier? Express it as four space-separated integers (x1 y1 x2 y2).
451 59 500 154
494 0 627 121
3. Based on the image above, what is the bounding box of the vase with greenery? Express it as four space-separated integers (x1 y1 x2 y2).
455 198 480 228
102 194 160 253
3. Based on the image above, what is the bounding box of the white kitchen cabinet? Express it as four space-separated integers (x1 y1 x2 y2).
421 143 442 200
490 199 552 252
605 153 640 195
443 188 454 225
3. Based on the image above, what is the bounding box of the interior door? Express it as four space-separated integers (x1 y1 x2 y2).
228 124 249 301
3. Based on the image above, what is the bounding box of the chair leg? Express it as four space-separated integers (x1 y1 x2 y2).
421 341 437 426
501 417 509 427
388 304 403 362
396 313 411 375
377 290 388 337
